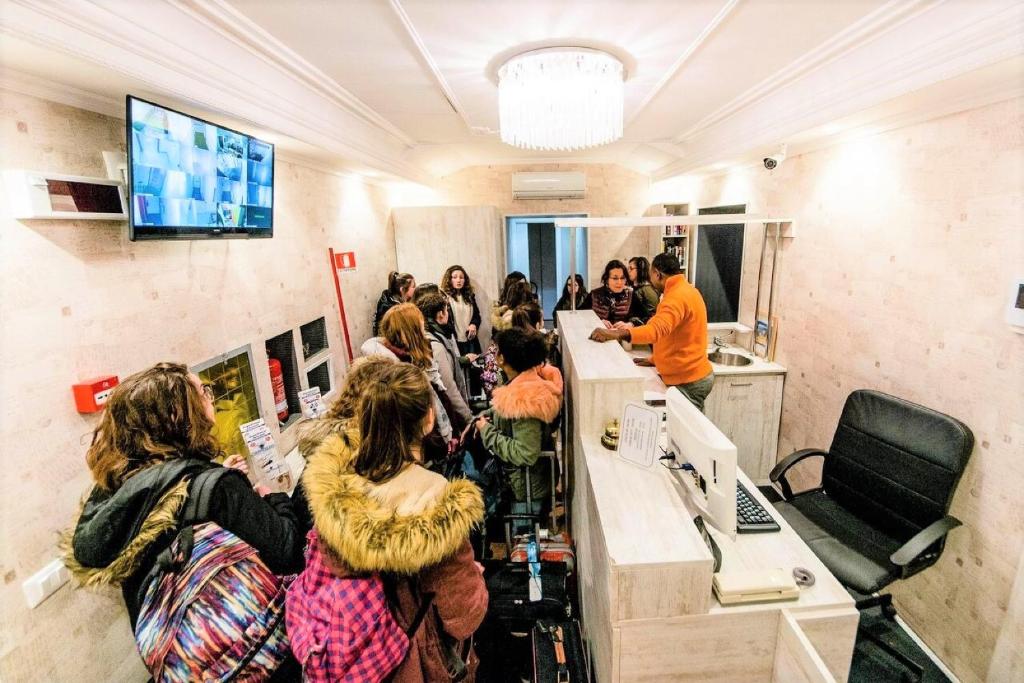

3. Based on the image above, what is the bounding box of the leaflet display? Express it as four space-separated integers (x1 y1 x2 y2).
240 418 291 490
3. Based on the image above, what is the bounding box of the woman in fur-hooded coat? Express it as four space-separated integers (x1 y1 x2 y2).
477 330 563 503
302 427 488 682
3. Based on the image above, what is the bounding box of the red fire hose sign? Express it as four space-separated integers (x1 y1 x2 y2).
334 251 357 271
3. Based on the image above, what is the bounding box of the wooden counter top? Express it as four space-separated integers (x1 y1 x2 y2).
556 310 646 384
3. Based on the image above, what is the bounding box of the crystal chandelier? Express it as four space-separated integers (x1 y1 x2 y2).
498 47 624 151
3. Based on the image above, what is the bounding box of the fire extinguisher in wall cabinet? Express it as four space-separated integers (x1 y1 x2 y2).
267 358 289 422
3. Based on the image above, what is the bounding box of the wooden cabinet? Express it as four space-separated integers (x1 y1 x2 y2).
705 373 784 483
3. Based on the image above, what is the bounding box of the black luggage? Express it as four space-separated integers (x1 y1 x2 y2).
477 561 572 683
484 560 571 632
532 620 589 683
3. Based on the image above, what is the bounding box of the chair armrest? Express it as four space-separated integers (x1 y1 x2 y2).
769 448 827 500
890 515 961 568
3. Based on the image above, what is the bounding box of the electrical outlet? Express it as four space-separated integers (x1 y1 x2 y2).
22 559 69 609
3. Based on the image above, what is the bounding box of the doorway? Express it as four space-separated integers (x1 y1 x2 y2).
506 214 588 322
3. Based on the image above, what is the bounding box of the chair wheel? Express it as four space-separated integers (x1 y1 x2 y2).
882 602 897 619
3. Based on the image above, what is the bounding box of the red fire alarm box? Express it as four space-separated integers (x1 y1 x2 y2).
73 375 119 413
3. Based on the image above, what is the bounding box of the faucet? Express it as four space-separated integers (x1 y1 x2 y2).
712 335 728 352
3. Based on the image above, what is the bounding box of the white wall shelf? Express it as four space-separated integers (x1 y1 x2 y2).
3 170 127 220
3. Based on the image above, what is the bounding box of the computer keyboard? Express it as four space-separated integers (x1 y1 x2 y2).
736 481 781 533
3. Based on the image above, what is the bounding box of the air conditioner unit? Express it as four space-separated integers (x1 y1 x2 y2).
512 171 586 200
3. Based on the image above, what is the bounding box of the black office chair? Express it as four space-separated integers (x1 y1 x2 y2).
769 389 973 680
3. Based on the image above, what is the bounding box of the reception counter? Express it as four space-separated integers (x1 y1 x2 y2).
558 310 857 683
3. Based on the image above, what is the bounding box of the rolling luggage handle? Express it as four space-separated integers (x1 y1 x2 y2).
503 449 561 551
539 622 570 683
531 619 588 683
505 463 540 555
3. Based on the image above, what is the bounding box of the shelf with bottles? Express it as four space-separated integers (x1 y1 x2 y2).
662 239 689 273
661 224 689 239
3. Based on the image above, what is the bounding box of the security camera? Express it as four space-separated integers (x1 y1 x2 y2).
763 144 787 170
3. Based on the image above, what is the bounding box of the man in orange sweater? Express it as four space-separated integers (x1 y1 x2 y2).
590 253 715 411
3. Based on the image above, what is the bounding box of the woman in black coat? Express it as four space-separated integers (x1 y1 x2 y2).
372 271 417 335
64 362 304 631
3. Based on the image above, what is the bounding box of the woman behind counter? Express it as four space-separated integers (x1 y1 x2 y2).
553 274 588 315
581 259 646 328
628 256 660 323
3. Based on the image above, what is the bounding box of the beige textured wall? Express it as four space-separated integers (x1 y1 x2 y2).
392 206 504 346
436 163 653 290
654 97 1024 682
0 90 396 681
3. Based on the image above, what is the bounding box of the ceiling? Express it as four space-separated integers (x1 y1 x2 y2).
1 0 1022 184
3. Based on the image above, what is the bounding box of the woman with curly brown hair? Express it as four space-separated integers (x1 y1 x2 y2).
441 264 483 355
64 362 304 681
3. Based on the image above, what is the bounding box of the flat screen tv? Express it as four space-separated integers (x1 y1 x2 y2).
126 95 274 240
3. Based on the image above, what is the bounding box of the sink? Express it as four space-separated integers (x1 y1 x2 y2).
708 351 753 367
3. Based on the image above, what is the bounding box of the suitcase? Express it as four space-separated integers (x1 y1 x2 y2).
484 560 571 632
510 532 576 574
532 620 589 683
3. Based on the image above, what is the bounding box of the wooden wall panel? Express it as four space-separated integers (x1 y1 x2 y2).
435 163 652 291
392 205 504 346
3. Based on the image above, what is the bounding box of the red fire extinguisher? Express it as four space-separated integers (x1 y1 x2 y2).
268 358 289 422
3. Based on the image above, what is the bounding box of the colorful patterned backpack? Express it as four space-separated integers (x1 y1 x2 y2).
134 469 293 682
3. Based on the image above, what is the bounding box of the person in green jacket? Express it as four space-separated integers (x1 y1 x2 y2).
475 328 563 507
629 256 660 323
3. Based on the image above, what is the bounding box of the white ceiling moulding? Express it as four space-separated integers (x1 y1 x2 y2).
0 69 124 119
779 61 1024 166
387 0 472 132
674 0 935 144
169 0 416 148
627 0 740 126
1 0 434 185
654 0 1024 179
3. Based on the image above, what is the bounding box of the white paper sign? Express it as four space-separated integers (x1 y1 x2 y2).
240 418 289 484
618 402 661 469
298 387 327 418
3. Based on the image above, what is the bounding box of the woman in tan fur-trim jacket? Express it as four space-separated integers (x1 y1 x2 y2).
301 362 488 682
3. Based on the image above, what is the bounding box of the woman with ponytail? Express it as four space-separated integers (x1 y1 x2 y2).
291 362 487 681
373 271 417 336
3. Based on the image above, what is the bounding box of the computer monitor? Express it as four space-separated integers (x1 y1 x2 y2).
665 387 737 538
